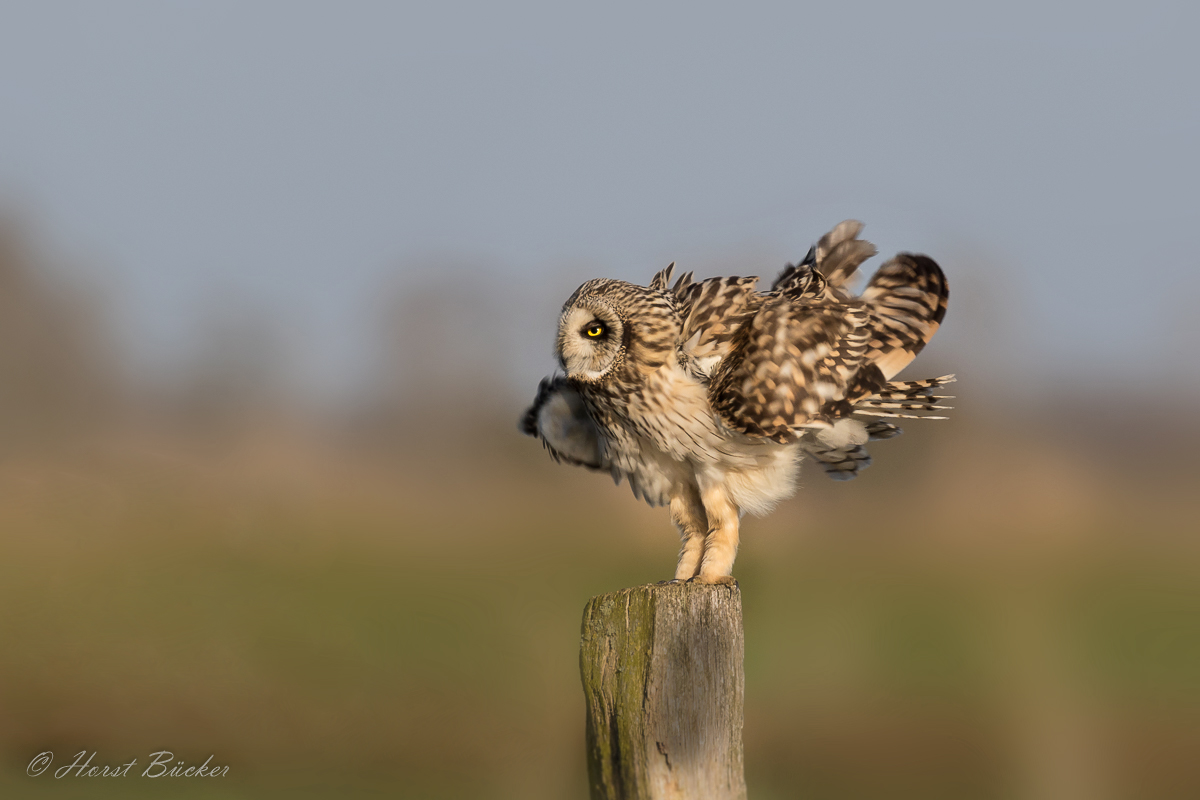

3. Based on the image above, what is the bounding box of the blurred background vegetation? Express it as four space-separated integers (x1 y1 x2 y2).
2 3 1199 799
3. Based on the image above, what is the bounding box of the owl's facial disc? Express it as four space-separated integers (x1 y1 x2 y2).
557 300 624 381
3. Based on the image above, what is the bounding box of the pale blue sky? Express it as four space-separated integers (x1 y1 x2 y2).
1 2 1197 404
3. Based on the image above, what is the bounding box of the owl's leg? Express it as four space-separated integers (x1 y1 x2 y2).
693 482 740 586
670 484 707 581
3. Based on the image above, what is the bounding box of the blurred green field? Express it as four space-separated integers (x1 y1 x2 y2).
2 420 1199 800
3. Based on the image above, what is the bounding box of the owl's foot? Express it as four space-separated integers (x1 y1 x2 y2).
688 575 737 586
655 579 683 586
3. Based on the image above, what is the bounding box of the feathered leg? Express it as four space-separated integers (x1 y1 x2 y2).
670 484 708 581
694 481 740 585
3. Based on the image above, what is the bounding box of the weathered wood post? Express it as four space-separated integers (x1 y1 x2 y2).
580 582 746 800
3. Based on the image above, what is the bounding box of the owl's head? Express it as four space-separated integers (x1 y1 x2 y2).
556 283 628 382
555 277 680 383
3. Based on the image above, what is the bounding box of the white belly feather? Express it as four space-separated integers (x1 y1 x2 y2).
535 361 807 513
600 361 805 513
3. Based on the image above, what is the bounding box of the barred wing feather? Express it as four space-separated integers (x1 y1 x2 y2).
709 297 871 441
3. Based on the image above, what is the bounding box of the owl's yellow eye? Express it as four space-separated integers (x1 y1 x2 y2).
585 324 605 338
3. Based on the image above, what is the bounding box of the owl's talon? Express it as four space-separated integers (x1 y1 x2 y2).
688 575 738 586
655 578 684 585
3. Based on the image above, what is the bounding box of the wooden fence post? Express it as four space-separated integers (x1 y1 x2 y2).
580 582 746 800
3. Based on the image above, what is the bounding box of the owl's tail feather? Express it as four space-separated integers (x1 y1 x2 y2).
865 420 902 440
851 374 956 420
876 374 956 394
855 408 949 420
804 442 873 481
806 375 954 481
856 400 954 412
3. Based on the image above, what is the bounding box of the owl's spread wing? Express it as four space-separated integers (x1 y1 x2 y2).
858 253 948 380
709 297 872 441
674 276 762 379
815 220 879 289
519 376 608 470
819 252 950 412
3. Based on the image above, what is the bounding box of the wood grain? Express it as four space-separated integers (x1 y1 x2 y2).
580 582 746 800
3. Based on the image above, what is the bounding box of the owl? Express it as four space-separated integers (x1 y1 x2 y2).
520 221 952 584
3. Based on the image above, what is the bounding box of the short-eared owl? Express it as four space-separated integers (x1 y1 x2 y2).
521 221 953 584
